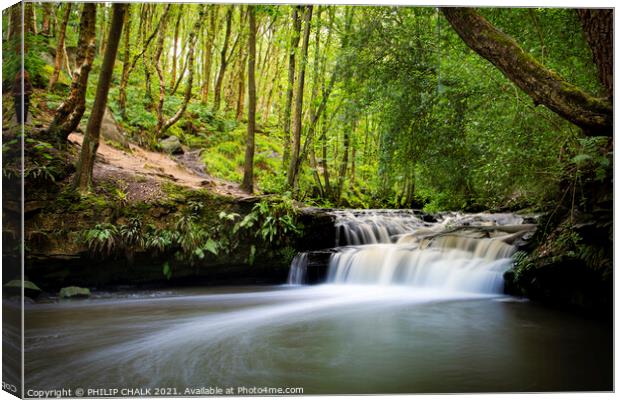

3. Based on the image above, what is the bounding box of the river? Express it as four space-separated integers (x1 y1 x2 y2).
22 211 612 393
24 285 611 393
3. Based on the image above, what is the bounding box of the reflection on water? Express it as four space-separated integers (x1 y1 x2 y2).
24 285 611 393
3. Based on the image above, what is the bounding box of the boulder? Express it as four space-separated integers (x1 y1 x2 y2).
159 136 184 155
4 280 42 299
101 109 130 148
59 286 91 299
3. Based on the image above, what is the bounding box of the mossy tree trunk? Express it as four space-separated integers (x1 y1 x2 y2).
242 6 257 193
74 4 126 192
441 7 612 136
576 9 613 98
48 3 72 91
47 4 96 147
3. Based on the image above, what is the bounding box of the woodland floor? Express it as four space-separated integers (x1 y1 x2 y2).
19 90 251 202
67 132 250 201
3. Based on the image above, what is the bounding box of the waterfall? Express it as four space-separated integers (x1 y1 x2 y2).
288 210 534 293
325 211 523 294
287 252 309 285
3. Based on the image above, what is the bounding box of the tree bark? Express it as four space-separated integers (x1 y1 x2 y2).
242 6 257 193
47 4 97 146
41 3 52 35
154 6 172 135
48 3 72 91
212 6 234 112
8 4 21 42
576 9 613 97
201 7 217 103
98 4 108 55
169 5 183 90
286 6 312 188
118 4 132 119
282 6 302 168
235 52 247 120
74 4 126 192
441 7 612 136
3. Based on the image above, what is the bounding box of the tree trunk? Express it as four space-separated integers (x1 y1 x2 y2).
8 3 23 42
286 6 313 189
441 7 612 136
142 6 154 110
337 129 350 202
282 6 302 168
260 45 283 123
118 4 132 119
41 3 52 35
25 3 35 35
576 9 613 97
201 7 217 103
118 4 163 118
157 6 205 137
47 4 97 146
154 6 172 135
74 4 126 192
242 6 257 193
212 6 234 112
235 52 247 120
169 6 183 90
98 5 108 55
48 3 72 91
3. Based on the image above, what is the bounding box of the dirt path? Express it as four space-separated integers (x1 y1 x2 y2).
68 133 250 202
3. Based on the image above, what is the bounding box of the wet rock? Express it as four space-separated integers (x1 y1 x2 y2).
421 213 437 223
159 136 184 155
4 280 42 299
59 286 91 299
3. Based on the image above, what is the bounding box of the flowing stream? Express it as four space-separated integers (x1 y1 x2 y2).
23 211 611 393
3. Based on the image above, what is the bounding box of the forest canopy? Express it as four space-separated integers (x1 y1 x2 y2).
3 3 611 212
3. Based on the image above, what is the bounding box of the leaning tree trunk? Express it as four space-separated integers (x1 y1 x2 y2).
212 6 234 112
47 3 97 147
74 4 126 192
154 5 172 135
441 8 612 136
118 5 163 118
156 6 205 138
576 9 613 98
242 6 257 193
286 5 313 189
48 3 72 91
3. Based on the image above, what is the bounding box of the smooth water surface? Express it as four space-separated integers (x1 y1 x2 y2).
25 285 611 393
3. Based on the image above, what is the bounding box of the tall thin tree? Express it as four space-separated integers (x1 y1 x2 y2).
242 6 257 193
287 5 313 188
282 6 302 167
48 3 72 91
74 4 127 192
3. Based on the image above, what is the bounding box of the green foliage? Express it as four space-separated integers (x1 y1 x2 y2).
239 198 303 244
3 33 48 89
83 223 119 256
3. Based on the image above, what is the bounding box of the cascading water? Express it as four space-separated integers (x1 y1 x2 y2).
293 210 534 294
287 252 308 285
